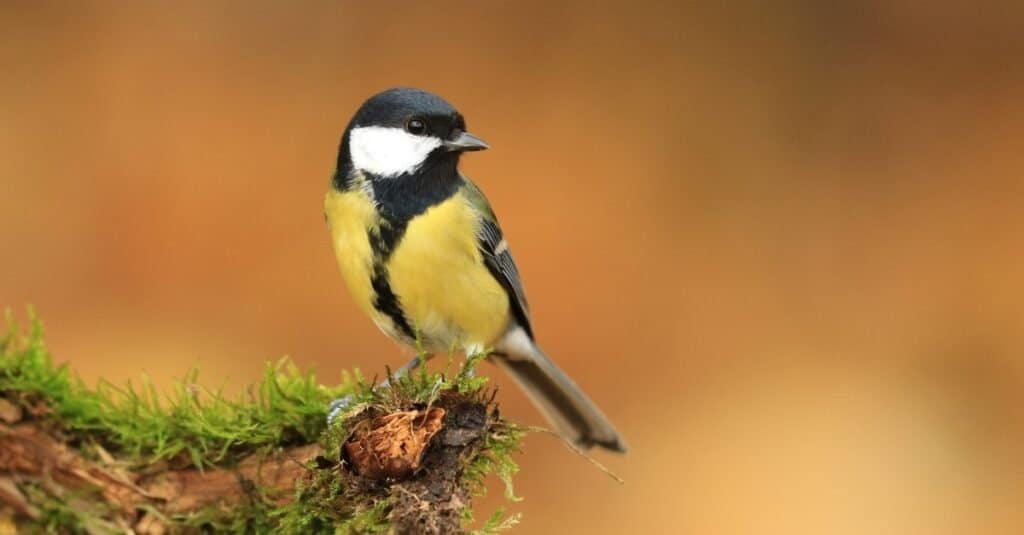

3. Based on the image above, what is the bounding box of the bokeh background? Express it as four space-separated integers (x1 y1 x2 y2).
3 2 1024 533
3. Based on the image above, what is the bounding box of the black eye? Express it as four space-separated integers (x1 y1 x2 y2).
405 118 427 136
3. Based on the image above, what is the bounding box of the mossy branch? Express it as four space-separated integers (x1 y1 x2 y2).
0 313 523 534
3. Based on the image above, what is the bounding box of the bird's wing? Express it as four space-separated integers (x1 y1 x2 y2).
460 177 534 339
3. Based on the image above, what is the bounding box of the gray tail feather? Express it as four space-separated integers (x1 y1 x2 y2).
492 347 627 453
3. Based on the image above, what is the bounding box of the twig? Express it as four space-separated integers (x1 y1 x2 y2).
523 425 625 484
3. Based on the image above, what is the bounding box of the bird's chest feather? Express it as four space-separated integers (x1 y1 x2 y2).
326 186 509 350
387 195 509 349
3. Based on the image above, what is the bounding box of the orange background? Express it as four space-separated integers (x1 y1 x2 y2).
2 2 1024 533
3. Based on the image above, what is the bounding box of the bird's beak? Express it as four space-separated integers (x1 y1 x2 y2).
444 131 489 152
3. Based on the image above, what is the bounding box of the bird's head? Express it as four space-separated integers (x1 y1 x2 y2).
337 87 488 179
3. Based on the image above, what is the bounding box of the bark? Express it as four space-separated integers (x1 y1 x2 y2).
0 391 498 534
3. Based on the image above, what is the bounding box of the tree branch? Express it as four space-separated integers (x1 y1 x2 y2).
0 315 523 534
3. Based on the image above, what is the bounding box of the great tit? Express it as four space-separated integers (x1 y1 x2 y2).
324 87 626 452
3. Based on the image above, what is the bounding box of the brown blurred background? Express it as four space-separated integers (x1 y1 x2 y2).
3 1 1024 533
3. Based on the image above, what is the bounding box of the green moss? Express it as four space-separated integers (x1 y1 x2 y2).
0 310 353 469
0 310 524 533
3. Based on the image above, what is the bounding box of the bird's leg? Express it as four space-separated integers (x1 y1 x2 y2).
326 352 431 424
377 352 429 389
458 347 490 380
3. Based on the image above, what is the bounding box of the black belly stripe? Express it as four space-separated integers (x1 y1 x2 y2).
370 263 416 340
367 216 415 339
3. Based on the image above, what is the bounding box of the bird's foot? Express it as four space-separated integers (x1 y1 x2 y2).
327 395 357 424
326 353 433 425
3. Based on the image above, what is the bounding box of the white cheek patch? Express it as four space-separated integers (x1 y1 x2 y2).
348 126 443 177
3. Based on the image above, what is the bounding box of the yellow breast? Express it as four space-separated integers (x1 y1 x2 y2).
326 185 511 352
386 193 510 352
324 186 380 322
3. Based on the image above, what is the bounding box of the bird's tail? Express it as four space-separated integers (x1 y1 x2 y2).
492 343 627 453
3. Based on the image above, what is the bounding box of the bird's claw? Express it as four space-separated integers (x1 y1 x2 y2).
326 353 431 425
327 395 356 424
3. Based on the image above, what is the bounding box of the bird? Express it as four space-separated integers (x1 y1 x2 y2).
324 87 626 452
